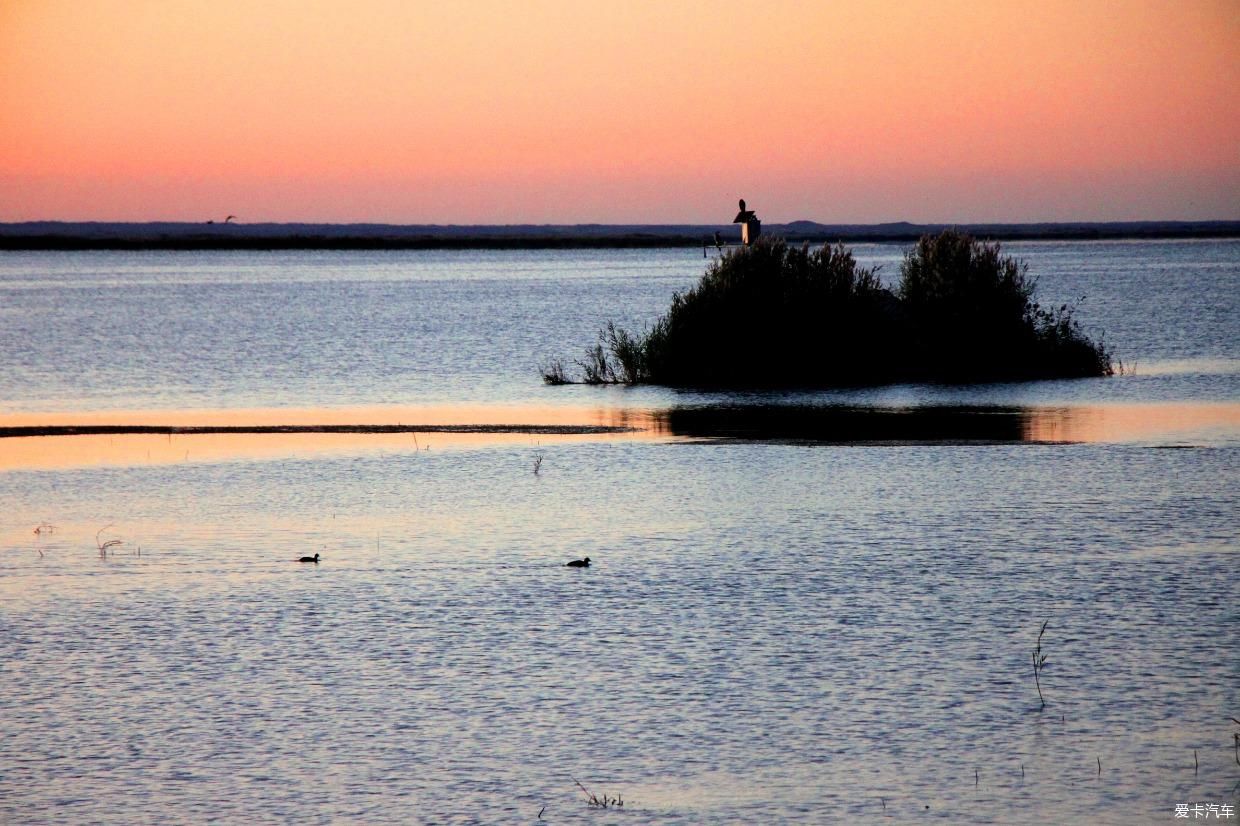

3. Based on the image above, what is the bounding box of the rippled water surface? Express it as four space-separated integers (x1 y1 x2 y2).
1 241 1238 823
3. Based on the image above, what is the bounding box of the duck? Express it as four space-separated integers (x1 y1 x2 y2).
565 557 590 568
298 553 320 563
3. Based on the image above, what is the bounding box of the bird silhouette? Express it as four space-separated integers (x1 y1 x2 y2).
565 557 590 568
298 553 320 563
739 198 746 212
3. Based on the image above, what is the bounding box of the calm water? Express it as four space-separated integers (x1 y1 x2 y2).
1 241 1238 823
1 240 1237 411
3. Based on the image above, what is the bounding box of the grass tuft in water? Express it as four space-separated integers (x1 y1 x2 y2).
1032 620 1050 710
540 358 570 385
571 776 624 809
95 523 123 558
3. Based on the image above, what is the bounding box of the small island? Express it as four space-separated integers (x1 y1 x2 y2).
544 229 1113 387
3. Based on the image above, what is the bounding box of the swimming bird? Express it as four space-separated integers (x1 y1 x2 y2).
298 553 320 563
565 557 590 568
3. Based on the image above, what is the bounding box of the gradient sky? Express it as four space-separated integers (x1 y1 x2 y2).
1 0 1237 223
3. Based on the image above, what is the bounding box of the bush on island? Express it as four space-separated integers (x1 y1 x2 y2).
899 231 1112 381
544 230 1112 387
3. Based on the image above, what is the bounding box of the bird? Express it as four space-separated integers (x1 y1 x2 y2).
298 553 320 563
738 198 746 212
225 215 237 223
565 557 590 568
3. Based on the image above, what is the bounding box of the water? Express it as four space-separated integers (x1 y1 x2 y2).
1 240 1238 823
1 240 1237 411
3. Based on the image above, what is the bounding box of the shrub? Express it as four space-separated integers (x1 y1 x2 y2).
545 231 1112 387
899 230 1112 381
642 238 905 386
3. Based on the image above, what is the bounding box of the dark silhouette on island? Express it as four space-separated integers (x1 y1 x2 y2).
544 230 1113 388
0 219 1236 250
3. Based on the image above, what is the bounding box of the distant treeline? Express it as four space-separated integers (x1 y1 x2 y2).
0 233 697 251
1 220 1237 250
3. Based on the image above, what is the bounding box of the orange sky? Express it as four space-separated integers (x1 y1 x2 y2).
1 0 1236 223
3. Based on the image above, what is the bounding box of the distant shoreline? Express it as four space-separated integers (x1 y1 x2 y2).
1 220 1237 250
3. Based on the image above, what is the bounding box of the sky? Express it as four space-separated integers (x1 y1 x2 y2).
1 0 1237 224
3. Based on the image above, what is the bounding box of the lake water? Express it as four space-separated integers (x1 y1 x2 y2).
1 240 1237 824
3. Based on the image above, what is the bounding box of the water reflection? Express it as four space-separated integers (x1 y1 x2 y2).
659 402 1240 445
0 402 649 430
659 405 1032 443
1 402 1236 471
1020 402 1240 444
0 404 658 471
1 401 1236 824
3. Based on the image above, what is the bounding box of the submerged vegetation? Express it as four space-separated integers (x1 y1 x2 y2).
544 230 1113 387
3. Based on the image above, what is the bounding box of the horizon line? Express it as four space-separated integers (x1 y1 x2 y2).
4 218 1240 228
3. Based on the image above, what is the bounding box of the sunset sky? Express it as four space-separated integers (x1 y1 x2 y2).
1 0 1236 224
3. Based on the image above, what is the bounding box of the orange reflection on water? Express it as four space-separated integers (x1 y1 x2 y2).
0 403 655 430
0 404 665 472
2 402 1236 472
1023 403 1240 444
